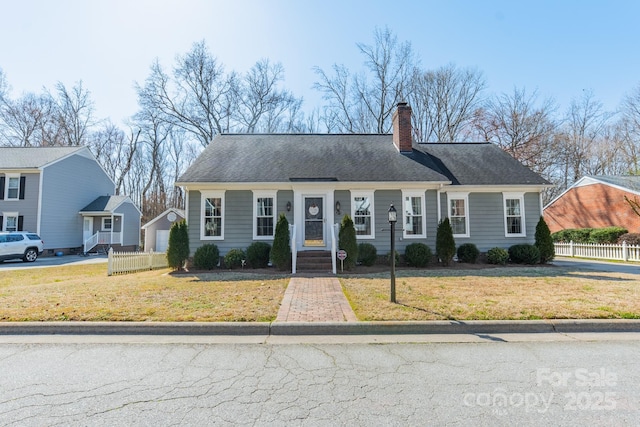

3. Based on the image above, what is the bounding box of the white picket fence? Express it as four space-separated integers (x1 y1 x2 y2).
554 241 640 262
107 248 168 275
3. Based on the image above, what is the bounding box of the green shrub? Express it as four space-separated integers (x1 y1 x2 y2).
192 244 219 270
404 243 432 267
271 214 291 270
338 215 358 270
357 243 377 266
386 250 400 266
617 233 640 245
166 220 189 270
508 244 540 264
436 218 456 266
456 243 480 263
224 248 246 269
589 226 628 244
487 247 509 265
246 242 271 268
534 217 555 264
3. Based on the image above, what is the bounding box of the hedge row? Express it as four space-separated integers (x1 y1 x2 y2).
551 226 628 244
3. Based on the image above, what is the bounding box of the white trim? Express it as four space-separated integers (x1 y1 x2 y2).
4 173 20 200
36 170 43 235
351 191 375 239
200 190 225 241
401 190 426 239
503 192 526 237
141 208 185 230
2 211 19 232
447 192 470 238
252 190 277 240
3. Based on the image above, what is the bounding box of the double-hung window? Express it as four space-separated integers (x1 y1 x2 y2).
448 192 470 238
101 218 112 231
402 191 426 238
3 212 19 232
503 192 526 237
4 174 21 200
201 191 225 240
253 191 276 240
352 192 374 239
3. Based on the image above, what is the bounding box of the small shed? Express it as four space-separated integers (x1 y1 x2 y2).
141 208 185 252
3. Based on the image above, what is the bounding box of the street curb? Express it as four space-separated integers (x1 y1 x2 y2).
1 319 640 336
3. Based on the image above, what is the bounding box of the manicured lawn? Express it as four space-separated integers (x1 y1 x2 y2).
1 263 639 322
340 266 640 321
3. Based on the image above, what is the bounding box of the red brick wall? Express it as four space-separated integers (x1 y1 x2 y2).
544 183 640 233
392 102 413 152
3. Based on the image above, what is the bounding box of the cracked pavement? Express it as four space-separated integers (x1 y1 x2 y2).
0 339 638 425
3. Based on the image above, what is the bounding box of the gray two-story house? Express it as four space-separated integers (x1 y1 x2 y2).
0 146 141 255
176 103 551 272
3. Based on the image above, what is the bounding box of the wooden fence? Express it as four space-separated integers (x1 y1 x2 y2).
554 241 640 262
107 248 168 275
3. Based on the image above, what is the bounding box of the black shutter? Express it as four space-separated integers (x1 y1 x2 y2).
0 177 4 200
18 216 24 231
0 216 3 231
19 176 26 200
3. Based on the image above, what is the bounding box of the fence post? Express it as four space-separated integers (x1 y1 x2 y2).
623 240 628 262
570 240 574 257
107 247 114 276
149 249 154 270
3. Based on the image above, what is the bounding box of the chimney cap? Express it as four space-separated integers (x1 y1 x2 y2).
397 101 408 107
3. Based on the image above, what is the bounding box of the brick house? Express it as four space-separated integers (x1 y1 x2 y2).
543 175 640 233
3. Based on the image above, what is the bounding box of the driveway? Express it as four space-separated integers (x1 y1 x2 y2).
0 253 107 271
552 257 640 275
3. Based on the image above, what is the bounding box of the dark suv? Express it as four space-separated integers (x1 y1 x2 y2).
0 232 44 262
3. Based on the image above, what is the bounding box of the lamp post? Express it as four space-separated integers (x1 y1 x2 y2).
388 203 397 303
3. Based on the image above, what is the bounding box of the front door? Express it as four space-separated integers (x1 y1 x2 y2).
83 217 94 243
304 196 325 246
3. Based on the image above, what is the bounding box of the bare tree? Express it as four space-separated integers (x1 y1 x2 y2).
0 92 55 146
52 81 95 146
313 27 416 133
409 63 487 142
618 83 640 174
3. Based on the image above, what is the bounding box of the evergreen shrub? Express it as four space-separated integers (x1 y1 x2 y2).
456 243 480 263
357 243 377 266
404 243 432 268
193 244 219 270
246 242 271 268
508 244 540 264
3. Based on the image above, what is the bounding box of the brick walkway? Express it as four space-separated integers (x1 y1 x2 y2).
275 277 358 322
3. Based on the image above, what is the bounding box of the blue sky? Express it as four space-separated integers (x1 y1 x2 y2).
1 0 639 124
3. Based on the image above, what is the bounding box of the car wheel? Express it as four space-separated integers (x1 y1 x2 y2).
23 249 38 263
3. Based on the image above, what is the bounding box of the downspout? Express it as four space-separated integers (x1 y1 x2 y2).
110 213 114 247
437 185 443 223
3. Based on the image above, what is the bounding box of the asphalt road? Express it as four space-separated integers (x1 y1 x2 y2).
0 336 638 425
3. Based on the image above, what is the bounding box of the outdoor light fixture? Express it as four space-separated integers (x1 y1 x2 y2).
388 203 397 303
335 200 341 215
286 201 292 212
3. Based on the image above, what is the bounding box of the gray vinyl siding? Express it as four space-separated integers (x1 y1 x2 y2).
278 190 294 224
440 192 540 252
40 154 114 250
115 202 142 247
334 190 350 224
0 172 39 232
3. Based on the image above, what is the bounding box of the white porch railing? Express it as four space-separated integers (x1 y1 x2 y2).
289 224 297 274
107 248 168 276
554 241 640 262
84 231 122 253
330 223 339 275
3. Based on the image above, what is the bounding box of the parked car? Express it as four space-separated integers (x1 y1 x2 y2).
0 232 44 262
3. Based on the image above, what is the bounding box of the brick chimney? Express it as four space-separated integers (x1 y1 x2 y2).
392 102 413 153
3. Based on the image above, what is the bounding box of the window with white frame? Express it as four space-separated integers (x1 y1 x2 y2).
201 191 224 239
253 191 276 239
352 192 374 238
402 191 426 238
3 212 18 232
6 175 20 200
503 192 526 237
448 193 469 237
101 217 112 231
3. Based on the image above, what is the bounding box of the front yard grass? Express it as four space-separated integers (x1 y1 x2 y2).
340 267 640 321
1 263 639 322
0 264 289 322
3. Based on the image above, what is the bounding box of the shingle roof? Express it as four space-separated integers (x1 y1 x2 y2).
80 195 129 213
0 146 87 169
177 134 549 186
588 175 640 193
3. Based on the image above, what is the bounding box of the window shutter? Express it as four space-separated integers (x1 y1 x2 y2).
18 216 24 231
0 177 4 200
0 216 3 230
19 177 26 200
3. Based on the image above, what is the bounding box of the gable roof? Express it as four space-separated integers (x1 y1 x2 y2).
0 146 89 169
141 208 185 229
80 195 132 213
545 175 640 210
177 134 549 187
